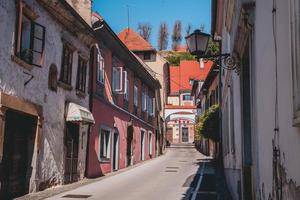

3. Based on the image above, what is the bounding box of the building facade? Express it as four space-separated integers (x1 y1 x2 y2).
86 15 161 177
0 0 95 198
192 63 219 157
118 28 169 155
212 0 300 199
165 60 213 144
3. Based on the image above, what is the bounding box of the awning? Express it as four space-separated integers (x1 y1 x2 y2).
65 102 95 124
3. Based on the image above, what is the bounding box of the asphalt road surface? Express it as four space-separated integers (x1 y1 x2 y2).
47 144 206 200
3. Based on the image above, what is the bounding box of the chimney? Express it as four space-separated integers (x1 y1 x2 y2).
65 0 92 26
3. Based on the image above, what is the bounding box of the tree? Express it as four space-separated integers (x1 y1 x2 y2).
138 23 152 42
158 22 169 51
207 38 220 55
172 20 182 51
185 23 192 36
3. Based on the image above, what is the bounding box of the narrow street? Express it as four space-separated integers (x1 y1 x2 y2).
46 145 215 200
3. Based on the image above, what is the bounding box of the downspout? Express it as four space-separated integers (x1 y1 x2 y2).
218 40 223 165
85 45 96 178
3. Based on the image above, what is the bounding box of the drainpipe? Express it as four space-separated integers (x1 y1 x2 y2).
85 45 96 178
217 41 223 166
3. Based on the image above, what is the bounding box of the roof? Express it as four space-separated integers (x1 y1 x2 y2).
165 105 196 109
169 60 214 94
118 28 155 51
92 14 161 90
174 45 188 53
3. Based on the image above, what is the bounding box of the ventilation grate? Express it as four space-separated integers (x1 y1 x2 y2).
62 194 92 198
166 166 179 169
165 170 178 172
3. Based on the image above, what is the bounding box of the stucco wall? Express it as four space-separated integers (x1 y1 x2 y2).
87 100 155 177
0 0 91 191
219 0 300 199
254 0 300 199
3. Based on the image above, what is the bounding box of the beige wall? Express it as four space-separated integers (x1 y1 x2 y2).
65 0 92 25
167 96 179 105
144 53 168 117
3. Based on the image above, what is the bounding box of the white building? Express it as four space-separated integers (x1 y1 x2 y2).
212 0 300 199
0 0 95 198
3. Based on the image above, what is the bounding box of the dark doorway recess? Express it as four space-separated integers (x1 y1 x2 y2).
64 122 79 184
0 110 37 199
182 127 189 143
126 126 133 167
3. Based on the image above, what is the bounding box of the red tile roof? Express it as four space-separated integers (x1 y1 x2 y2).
165 105 197 109
118 28 155 51
174 45 188 52
169 60 213 94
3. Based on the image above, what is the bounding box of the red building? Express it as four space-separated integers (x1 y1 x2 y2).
86 14 161 177
165 60 213 144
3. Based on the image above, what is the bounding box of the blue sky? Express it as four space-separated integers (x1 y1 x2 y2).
92 0 212 49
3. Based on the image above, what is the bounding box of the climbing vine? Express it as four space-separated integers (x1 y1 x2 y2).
195 104 220 142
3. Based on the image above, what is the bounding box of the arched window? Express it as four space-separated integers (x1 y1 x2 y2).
48 64 58 91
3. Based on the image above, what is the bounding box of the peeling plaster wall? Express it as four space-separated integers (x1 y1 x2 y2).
0 0 90 191
254 0 300 199
220 0 300 199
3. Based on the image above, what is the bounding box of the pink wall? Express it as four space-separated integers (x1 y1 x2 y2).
86 45 157 178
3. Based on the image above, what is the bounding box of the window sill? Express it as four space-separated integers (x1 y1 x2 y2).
76 90 86 98
57 81 73 91
11 55 33 71
99 158 111 163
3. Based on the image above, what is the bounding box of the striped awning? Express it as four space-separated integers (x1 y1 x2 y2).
65 102 95 124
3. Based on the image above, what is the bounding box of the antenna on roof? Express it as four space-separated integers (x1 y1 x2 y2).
126 5 130 32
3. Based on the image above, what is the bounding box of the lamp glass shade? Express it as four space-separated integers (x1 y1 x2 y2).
185 30 210 56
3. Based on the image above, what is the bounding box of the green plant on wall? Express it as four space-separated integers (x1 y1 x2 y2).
165 52 196 66
195 104 220 142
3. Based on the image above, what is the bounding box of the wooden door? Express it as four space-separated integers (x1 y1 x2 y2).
0 110 36 199
64 123 79 184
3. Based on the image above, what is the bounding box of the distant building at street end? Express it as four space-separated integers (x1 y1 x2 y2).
165 60 213 144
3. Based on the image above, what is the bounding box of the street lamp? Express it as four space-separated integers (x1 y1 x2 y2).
185 29 238 72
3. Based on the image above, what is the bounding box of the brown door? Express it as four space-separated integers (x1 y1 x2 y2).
182 127 189 143
64 122 79 184
0 110 36 200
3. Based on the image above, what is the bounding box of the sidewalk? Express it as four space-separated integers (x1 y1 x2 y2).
195 159 232 200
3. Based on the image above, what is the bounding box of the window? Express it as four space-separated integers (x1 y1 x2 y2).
15 1 45 67
112 57 123 93
76 56 87 93
142 85 147 111
124 70 129 101
48 64 58 91
143 52 151 60
96 48 105 84
134 83 138 107
99 129 111 161
183 94 193 101
60 44 73 85
148 96 155 116
291 0 300 125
